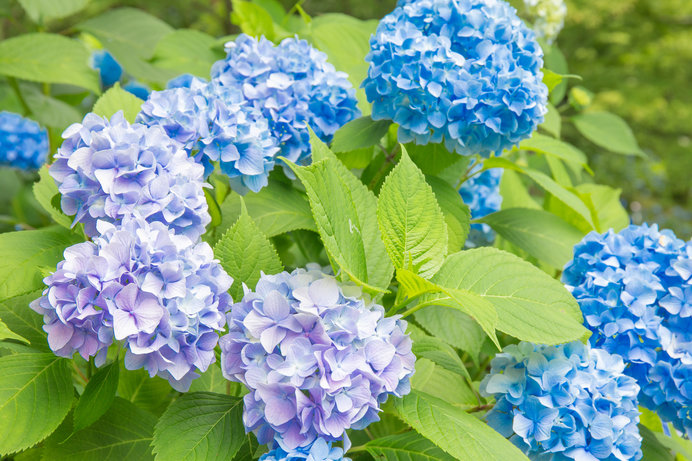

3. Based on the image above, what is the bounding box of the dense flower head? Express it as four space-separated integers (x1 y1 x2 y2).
563 224 692 437
0 111 49 170
260 438 350 461
480 341 642 460
50 111 210 239
219 265 415 450
211 34 360 166
91 50 122 87
137 79 279 192
522 0 567 44
30 216 232 391
363 0 548 157
459 164 503 247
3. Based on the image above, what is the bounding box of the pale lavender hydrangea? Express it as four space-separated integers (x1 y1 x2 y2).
50 111 210 239
219 265 415 450
31 216 232 391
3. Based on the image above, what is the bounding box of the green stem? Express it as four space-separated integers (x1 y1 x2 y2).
7 77 30 116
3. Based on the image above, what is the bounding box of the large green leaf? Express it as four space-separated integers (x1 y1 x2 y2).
520 133 588 169
409 327 470 380
0 353 72 455
407 143 464 176
431 248 588 345
17 0 89 23
0 33 99 93
151 29 223 78
23 87 83 130
572 111 646 157
411 359 477 407
395 391 529 461
479 208 585 268
0 290 48 351
33 166 72 229
153 392 244 461
289 153 394 293
73 362 119 432
117 367 174 416
378 149 448 279
364 431 456 461
42 398 156 460
414 307 486 363
0 226 83 301
330 116 391 153
426 176 470 253
231 0 276 40
0 319 28 344
92 83 144 123
214 203 283 301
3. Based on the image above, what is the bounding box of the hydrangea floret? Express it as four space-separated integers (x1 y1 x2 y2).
50 111 210 239
0 111 49 170
260 438 350 461
211 34 361 166
219 264 415 451
31 215 232 391
363 0 548 157
563 224 692 437
91 50 123 87
137 79 279 192
460 165 503 247
481 341 643 460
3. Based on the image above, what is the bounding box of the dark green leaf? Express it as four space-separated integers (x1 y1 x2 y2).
331 116 390 153
33 166 72 229
74 362 119 432
117 367 174 416
426 176 470 253
364 431 456 461
0 290 48 351
0 318 28 344
414 307 486 364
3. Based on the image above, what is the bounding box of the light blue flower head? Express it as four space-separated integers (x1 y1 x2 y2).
0 111 49 170
137 79 279 192
260 438 350 461
363 0 548 156
219 265 415 451
31 215 233 391
50 111 210 239
563 224 692 437
211 34 360 166
480 342 643 461
459 164 503 248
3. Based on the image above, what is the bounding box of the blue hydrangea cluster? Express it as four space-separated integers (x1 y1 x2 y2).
0 111 49 170
50 111 210 239
137 79 279 192
363 0 548 157
261 438 350 461
563 224 692 437
480 342 643 460
30 216 232 391
219 265 415 451
459 165 503 248
91 50 123 87
211 34 361 166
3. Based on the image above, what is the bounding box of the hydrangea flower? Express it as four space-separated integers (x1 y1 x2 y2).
0 111 49 170
363 0 548 157
137 79 279 192
123 80 150 100
91 50 122 87
219 265 415 450
211 34 360 166
522 0 567 44
50 111 210 239
459 165 503 248
261 438 350 461
480 342 642 460
563 224 692 437
31 216 232 391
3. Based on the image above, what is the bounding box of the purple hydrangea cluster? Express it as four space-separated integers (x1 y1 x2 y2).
31 216 232 391
261 438 350 461
211 34 361 166
363 0 548 157
49 111 210 239
0 111 49 170
137 79 279 192
563 224 692 437
460 165 503 248
219 265 415 451
481 342 643 461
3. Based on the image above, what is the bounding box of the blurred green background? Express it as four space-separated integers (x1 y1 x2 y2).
1 0 690 237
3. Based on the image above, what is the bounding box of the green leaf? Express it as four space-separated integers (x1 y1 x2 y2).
411 359 477 407
0 226 83 301
0 291 48 351
547 183 630 234
520 133 589 170
92 83 144 123
410 329 470 380
153 392 244 461
43 398 156 460
289 156 394 293
17 0 89 23
330 116 390 153
364 431 456 461
214 202 283 301
378 148 448 278
479 208 585 268
189 364 246 396
0 33 99 93
543 69 563 93
407 143 464 176
540 103 561 138
499 169 540 210
544 45 568 104
0 353 72 455
426 176 470 252
23 87 83 130
231 0 275 40
431 248 588 344
395 391 530 461
74 362 119 432
414 307 486 364
572 111 646 157
0 318 28 344
640 426 674 461
33 166 72 229
117 367 174 416
151 29 223 78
